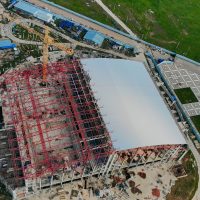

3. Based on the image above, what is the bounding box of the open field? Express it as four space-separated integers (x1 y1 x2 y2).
166 151 198 200
48 0 121 30
174 87 198 104
49 0 200 62
102 0 200 61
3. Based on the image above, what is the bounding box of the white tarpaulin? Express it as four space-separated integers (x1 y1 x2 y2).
81 58 186 150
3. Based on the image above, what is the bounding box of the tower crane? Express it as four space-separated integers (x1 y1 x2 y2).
12 19 74 82
41 26 74 82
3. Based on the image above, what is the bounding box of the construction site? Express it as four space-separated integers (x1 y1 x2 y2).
1 1 198 200
0 58 112 194
0 56 188 200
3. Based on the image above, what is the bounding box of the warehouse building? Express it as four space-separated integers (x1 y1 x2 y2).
13 0 54 23
83 30 105 46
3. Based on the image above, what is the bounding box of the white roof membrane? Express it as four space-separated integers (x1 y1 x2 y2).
81 59 186 150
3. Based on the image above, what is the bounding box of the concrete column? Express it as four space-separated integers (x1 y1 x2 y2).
50 176 53 189
106 153 118 176
61 172 64 187
178 149 188 161
102 153 114 176
39 178 42 190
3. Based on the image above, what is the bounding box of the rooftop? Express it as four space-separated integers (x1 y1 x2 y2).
83 30 105 46
0 39 11 46
0 39 16 49
81 58 186 150
14 0 53 22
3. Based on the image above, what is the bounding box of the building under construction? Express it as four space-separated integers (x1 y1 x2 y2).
0 58 187 199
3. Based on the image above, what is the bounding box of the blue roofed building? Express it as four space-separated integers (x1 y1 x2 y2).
8 0 18 9
83 30 105 46
59 20 74 29
13 0 54 23
124 44 134 49
0 39 16 50
110 39 124 47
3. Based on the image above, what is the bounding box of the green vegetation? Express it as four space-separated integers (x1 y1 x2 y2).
49 0 200 61
14 23 68 43
174 87 198 104
13 25 42 42
191 115 200 132
103 0 200 61
166 151 198 200
0 182 12 200
1 44 42 74
19 44 42 58
48 0 121 30
49 31 69 43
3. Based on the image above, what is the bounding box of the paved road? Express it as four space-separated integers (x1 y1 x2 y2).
2 22 43 45
3 18 142 61
94 0 136 37
27 0 142 49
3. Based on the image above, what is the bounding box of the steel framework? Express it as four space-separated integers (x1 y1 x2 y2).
0 60 113 186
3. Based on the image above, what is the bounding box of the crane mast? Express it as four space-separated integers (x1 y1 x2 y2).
11 19 74 82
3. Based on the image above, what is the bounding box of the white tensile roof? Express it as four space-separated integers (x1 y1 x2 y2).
81 59 186 150
34 11 53 23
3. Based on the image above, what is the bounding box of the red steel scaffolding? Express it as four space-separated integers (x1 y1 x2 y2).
0 60 113 186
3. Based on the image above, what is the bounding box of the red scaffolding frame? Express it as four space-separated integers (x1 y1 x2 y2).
1 60 113 183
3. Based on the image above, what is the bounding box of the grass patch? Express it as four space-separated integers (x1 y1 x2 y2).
102 0 200 61
13 25 42 42
166 151 198 200
48 0 121 30
191 115 200 132
49 0 200 61
174 87 198 104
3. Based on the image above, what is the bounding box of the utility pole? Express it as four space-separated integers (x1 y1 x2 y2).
185 46 191 56
126 16 128 23
175 41 180 50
